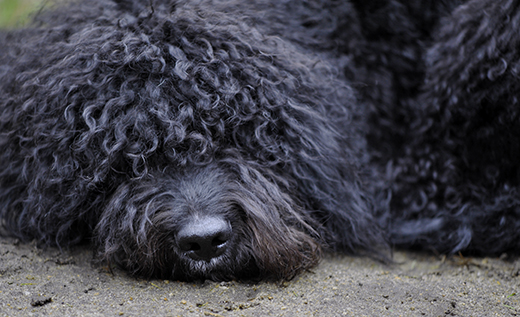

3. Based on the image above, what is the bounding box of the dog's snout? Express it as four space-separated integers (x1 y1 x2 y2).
177 217 232 262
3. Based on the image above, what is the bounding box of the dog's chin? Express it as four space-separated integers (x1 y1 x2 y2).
174 247 259 282
178 257 239 281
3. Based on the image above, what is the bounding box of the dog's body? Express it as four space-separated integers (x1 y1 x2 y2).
1 0 519 281
372 0 520 254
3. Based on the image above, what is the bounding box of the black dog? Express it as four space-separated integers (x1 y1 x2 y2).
1 0 519 281
0 0 383 281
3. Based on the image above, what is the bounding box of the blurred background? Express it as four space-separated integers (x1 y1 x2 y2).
0 0 43 28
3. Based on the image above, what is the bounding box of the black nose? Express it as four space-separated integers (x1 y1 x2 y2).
177 216 232 262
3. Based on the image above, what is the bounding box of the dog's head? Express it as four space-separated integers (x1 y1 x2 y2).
94 163 322 281
0 0 383 281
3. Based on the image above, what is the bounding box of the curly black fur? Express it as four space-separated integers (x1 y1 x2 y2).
1 0 520 281
383 0 520 254
0 0 382 281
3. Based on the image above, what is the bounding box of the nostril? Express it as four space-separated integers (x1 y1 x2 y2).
177 216 232 262
212 235 227 247
181 241 201 252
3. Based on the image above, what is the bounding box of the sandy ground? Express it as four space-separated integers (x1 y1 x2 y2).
1 237 519 316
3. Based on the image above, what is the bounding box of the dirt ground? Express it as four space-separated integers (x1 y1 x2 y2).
1 237 519 316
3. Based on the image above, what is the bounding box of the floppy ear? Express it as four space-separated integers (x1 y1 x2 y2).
279 120 386 255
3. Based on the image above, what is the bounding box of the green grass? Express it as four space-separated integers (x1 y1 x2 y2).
0 0 43 28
